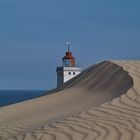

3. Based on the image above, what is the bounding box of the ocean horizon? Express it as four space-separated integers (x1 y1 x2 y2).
0 90 46 107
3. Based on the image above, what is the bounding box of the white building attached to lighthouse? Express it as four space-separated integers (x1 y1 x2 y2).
56 42 81 88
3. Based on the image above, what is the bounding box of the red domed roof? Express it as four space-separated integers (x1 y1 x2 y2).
62 42 76 67
63 51 75 59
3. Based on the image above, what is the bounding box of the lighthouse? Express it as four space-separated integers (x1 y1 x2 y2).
56 41 82 88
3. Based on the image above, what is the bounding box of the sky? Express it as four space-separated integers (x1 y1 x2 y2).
0 0 140 90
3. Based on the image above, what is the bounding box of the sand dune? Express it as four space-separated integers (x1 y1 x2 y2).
0 61 140 140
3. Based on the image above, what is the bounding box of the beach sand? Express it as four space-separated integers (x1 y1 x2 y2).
0 61 140 140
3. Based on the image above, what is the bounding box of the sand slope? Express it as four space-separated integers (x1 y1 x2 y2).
0 61 140 140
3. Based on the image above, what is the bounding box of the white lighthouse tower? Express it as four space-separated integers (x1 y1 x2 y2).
56 41 81 88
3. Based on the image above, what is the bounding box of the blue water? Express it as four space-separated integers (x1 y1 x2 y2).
0 90 46 107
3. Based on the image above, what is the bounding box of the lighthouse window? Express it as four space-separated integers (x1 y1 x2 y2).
73 72 76 75
69 72 71 75
65 60 71 67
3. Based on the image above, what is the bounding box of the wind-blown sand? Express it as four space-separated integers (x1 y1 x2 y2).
0 61 140 140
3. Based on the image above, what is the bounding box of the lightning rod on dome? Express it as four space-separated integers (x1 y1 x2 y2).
66 41 71 52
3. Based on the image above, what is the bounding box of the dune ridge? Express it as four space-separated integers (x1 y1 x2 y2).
0 61 139 140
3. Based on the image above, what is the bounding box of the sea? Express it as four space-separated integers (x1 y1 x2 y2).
0 90 46 107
